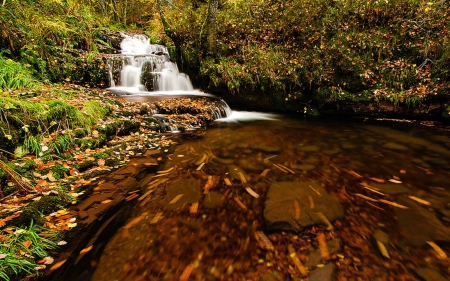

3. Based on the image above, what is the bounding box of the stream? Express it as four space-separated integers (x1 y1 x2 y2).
87 116 450 281
78 34 450 281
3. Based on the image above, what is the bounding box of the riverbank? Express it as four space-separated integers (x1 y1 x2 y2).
0 85 225 281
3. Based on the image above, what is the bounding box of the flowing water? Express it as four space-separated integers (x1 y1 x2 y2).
86 116 450 281
86 35 450 280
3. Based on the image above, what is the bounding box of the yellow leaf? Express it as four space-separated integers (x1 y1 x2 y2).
101 199 112 204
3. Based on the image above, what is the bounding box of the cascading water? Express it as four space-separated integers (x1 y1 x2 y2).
108 34 210 96
108 33 277 122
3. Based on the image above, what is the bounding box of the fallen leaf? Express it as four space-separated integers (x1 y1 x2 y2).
317 233 330 260
427 241 448 259
369 177 385 183
408 196 430 205
288 244 308 276
92 130 100 138
255 231 274 251
223 178 232 186
23 240 32 248
234 197 247 210
97 158 105 167
260 169 271 177
79 245 93 255
101 199 112 204
294 200 300 219
179 264 194 281
388 179 402 184
169 194 183 204
190 202 199 214
49 260 67 271
245 187 260 198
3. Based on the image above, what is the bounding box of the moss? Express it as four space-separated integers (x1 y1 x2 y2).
0 122 20 154
74 160 96 172
73 128 87 138
50 164 70 179
10 196 63 227
96 123 116 137
115 120 140 136
2 184 17 197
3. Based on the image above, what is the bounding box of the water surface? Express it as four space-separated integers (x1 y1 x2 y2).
91 116 450 281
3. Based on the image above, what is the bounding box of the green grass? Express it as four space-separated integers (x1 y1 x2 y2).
0 221 58 281
0 54 37 90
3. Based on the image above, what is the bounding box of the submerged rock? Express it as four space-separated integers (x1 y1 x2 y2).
371 182 410 194
305 238 341 267
395 198 450 246
382 142 409 151
263 182 344 233
202 191 224 209
309 264 336 281
164 179 202 210
414 267 448 281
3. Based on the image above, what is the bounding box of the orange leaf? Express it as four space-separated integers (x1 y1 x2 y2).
49 260 67 271
23 240 32 248
79 245 93 255
97 158 105 167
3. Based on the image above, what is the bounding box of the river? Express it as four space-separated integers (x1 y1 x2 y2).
88 115 450 281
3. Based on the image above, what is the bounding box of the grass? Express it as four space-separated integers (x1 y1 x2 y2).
0 54 37 91
0 221 58 281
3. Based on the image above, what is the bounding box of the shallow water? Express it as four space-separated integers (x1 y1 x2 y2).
90 116 450 281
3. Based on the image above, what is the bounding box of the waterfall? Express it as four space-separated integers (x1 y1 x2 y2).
107 33 277 124
108 34 209 96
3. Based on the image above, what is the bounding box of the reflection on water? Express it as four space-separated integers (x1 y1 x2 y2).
91 116 450 281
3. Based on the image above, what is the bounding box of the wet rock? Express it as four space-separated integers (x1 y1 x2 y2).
164 179 202 210
372 229 390 258
305 238 341 267
340 142 357 149
297 144 321 152
309 264 336 281
78 210 89 220
372 229 390 244
382 142 409 151
323 147 341 155
414 267 448 281
296 164 316 171
259 273 277 281
249 143 281 153
203 191 224 209
264 182 344 233
396 198 450 246
213 157 235 165
371 182 409 194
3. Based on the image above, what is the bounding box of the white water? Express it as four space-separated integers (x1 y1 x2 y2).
108 33 277 122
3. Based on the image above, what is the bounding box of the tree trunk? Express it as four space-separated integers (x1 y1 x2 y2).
111 0 118 21
201 0 219 56
157 0 182 63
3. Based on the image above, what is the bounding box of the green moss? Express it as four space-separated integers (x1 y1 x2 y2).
74 160 96 172
73 128 87 138
96 123 116 137
115 120 140 136
0 122 20 154
10 196 63 227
